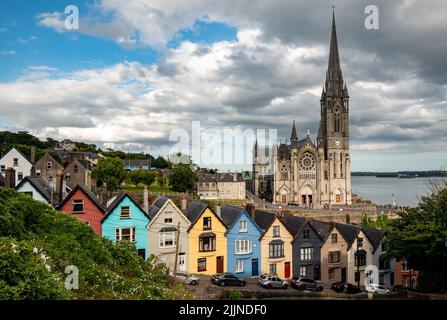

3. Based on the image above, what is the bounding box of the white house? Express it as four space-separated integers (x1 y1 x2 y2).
15 176 53 204
147 196 191 272
0 147 32 186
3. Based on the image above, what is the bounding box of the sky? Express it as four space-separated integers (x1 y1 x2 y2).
0 0 446 172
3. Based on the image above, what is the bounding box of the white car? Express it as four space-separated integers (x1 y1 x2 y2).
174 272 200 285
366 284 390 294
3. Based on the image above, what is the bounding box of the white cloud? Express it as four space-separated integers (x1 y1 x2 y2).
0 50 17 56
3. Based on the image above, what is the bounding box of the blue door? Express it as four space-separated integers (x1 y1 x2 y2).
251 259 259 276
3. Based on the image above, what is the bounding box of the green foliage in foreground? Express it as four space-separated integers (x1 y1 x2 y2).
0 188 193 300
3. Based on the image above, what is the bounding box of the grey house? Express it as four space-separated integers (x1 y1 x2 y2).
283 216 329 280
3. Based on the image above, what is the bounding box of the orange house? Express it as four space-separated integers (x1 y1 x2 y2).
57 184 106 235
394 259 419 289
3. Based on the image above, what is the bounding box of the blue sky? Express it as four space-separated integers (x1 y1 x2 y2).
0 0 446 172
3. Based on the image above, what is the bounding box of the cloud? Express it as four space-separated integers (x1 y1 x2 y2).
0 50 17 56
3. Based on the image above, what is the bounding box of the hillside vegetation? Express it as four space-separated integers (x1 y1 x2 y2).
0 187 192 299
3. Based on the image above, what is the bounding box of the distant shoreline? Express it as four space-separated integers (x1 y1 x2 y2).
352 171 447 178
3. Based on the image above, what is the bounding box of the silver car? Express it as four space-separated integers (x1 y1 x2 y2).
174 272 200 285
258 274 288 289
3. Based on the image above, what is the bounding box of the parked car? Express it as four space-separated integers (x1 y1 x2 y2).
331 281 362 294
291 277 323 292
174 272 200 285
392 284 410 292
258 274 288 289
211 273 246 287
366 284 390 294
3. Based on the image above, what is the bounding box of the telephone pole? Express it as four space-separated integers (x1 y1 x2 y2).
173 222 181 275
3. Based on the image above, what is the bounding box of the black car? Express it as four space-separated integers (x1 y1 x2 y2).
331 281 362 294
392 284 411 292
211 273 246 287
291 277 324 292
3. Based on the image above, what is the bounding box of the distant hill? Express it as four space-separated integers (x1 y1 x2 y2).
352 171 447 178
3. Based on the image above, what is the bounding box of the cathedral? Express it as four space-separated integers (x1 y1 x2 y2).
253 13 352 207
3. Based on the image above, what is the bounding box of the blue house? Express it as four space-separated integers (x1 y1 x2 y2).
221 205 262 277
102 192 150 259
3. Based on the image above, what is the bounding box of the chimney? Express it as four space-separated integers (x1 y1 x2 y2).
233 173 237 182
55 170 63 203
143 186 149 213
31 147 36 164
215 205 221 217
181 197 187 212
345 214 351 225
5 167 16 188
245 203 255 220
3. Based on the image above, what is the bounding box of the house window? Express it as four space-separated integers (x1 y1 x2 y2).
23 191 33 198
13 158 18 166
357 237 363 248
354 250 367 267
49 175 54 181
198 258 207 272
273 225 280 237
74 165 78 173
300 265 309 277
235 260 244 273
303 229 310 239
120 206 130 219
199 234 216 252
178 253 185 267
203 217 212 230
328 251 341 263
159 232 175 248
269 242 284 258
36 169 41 176
328 268 335 280
72 200 84 213
1 165 5 172
331 233 338 243
17 172 23 181
115 227 136 242
300 247 314 261
47 162 52 169
269 263 277 275
235 239 251 254
239 220 248 232
65 173 71 181
164 212 173 224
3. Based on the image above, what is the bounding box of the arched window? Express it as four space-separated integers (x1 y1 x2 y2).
334 109 341 133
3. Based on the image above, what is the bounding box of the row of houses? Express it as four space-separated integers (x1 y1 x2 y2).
197 173 246 200
5 172 417 288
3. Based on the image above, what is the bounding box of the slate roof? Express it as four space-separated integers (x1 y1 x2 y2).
148 196 170 219
336 223 361 248
198 173 244 182
362 227 384 252
282 215 307 237
308 219 333 240
56 184 106 213
220 205 245 228
253 210 276 231
186 200 208 225
16 176 53 203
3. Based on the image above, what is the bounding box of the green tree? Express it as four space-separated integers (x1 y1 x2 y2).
169 164 197 193
361 213 392 232
91 157 127 191
152 156 170 169
386 187 447 292
128 170 156 186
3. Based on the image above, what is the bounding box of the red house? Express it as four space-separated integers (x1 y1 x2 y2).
57 184 106 236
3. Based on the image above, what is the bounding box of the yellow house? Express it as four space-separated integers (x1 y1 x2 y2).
255 211 294 279
186 201 227 275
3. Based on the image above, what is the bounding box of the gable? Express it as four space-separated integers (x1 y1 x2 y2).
103 194 150 223
0 147 32 165
189 207 227 232
35 153 63 169
291 220 322 244
147 199 190 229
260 216 293 241
227 211 262 236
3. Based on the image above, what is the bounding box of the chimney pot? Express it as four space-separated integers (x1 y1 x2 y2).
143 186 149 213
215 205 221 217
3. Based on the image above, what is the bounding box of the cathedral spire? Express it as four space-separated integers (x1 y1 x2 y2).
290 120 298 148
325 10 344 97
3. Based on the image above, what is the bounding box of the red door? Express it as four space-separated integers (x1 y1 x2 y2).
284 262 291 279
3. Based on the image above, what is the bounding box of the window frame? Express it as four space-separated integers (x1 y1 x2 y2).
120 206 131 219
72 199 84 213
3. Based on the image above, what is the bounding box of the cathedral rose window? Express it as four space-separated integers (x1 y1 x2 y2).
299 152 316 171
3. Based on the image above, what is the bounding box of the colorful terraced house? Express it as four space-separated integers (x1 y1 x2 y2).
102 192 151 260
186 201 227 275
221 205 262 277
